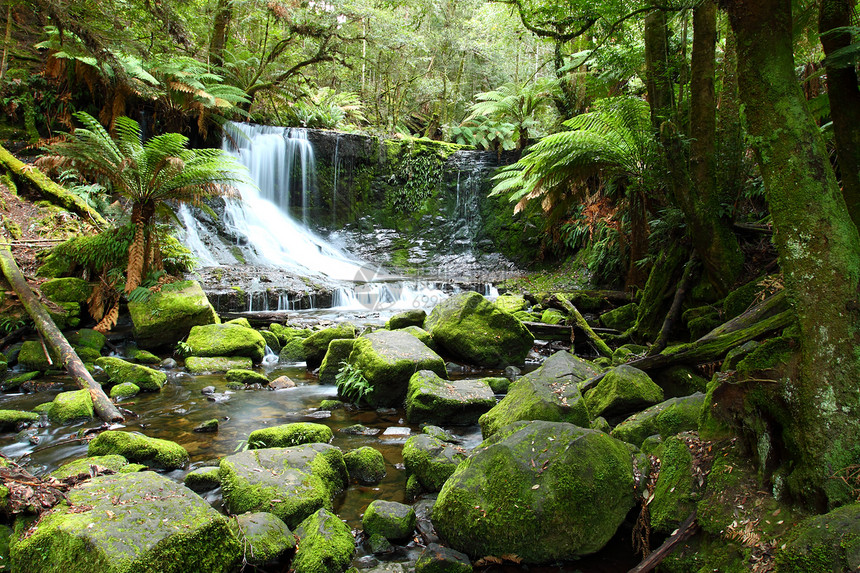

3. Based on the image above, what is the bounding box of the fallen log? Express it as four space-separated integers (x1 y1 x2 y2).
548 293 612 357
0 247 123 423
522 321 573 342
650 254 699 354
628 511 699 573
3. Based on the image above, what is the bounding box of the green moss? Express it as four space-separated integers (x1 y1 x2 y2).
406 370 496 425
128 280 219 349
87 430 189 470
583 365 664 419
48 389 94 423
610 393 706 447
184 466 221 492
599 303 638 331
259 330 281 354
540 309 566 325
344 446 386 485
225 369 269 386
483 376 510 394
402 434 467 492
723 277 763 320
39 278 93 304
185 356 252 373
292 508 355 573
193 419 219 433
319 400 344 411
774 503 860 572
280 338 308 362
67 329 106 350
109 382 140 400
50 455 129 480
17 340 61 372
649 435 696 533
688 314 723 340
2 371 40 391
96 357 166 391
0 409 39 431
303 324 357 368
187 323 266 363
362 500 416 541
386 309 427 330
228 512 295 566
494 294 529 314
127 347 161 364
248 423 333 448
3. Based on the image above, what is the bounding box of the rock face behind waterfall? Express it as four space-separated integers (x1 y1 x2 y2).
432 420 634 563
424 292 534 367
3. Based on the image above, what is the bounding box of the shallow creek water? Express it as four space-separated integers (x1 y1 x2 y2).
0 349 639 572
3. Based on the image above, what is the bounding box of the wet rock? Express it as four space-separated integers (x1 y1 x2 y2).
292 508 355 573
344 446 386 485
270 375 297 389
584 364 664 420
611 393 706 447
363 500 416 541
402 434 468 492
201 386 216 395
129 280 219 350
194 419 220 433
87 430 189 470
318 339 356 384
347 330 447 408
0 410 38 431
397 326 437 351
229 512 296 566
109 382 140 400
160 358 178 369
184 466 221 492
248 422 333 448
415 543 472 573
187 323 266 363
225 368 269 385
424 292 534 367
10 472 239 573
207 392 231 403
17 340 60 372
405 371 495 425
367 533 393 554
186 356 253 373
49 454 131 480
386 310 427 330
479 351 595 439
279 338 307 362
96 357 166 392
503 365 521 380
303 323 357 369
340 424 380 436
48 389 94 424
433 421 634 563
219 444 348 528
421 425 457 443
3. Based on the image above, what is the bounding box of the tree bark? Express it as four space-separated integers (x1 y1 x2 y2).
819 0 860 230
209 0 233 67
650 253 699 354
643 10 674 129
723 0 860 510
0 248 123 423
548 293 613 357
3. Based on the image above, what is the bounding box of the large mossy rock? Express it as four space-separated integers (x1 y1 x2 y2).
225 368 269 386
292 508 355 573
494 294 529 314
87 431 189 470
40 277 92 303
318 339 356 385
248 422 333 448
185 356 253 373
49 389 94 424
10 472 240 573
406 370 495 425
303 324 357 369
129 280 219 350
187 323 266 363
362 500 416 541
228 512 295 567
775 503 860 572
649 434 697 534
17 340 60 371
584 365 664 420
610 393 706 447
599 303 638 331
402 434 468 492
433 421 634 563
423 292 534 367
347 330 447 407
386 309 427 330
96 357 166 392
50 455 131 480
478 351 595 439
0 409 39 430
219 444 348 528
343 446 386 485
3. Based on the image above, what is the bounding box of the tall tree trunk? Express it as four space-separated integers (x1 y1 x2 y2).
819 0 860 230
716 25 744 207
209 0 233 67
723 0 860 510
643 10 674 129
663 0 743 295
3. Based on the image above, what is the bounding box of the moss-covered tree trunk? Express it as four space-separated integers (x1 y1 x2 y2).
723 0 860 510
643 10 674 128
209 0 233 67
819 0 860 229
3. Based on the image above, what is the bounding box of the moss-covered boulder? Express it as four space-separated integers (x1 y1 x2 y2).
484 376 510 394
185 356 253 373
248 422 333 448
346 330 447 407
723 278 761 320
610 393 706 447
433 421 634 563
424 292 534 367
318 339 356 385
226 368 269 386
406 370 495 425
494 294 528 314
415 543 473 573
280 340 308 365
260 330 281 354
398 325 437 350
303 324 357 369
126 347 160 364
129 280 219 350
652 365 708 398
649 435 697 534
599 303 638 331
584 365 664 420
184 466 222 491
87 431 189 470
109 382 140 400
10 472 239 573
49 389 94 424
96 357 166 392
40 277 92 303
270 324 312 345
0 410 38 431
362 500 416 541
386 309 427 330
775 503 860 572
187 323 266 363
478 351 595 439
292 508 355 573
67 329 106 351
402 434 468 492
229 512 296 567
344 446 386 485
50 455 130 480
218 444 348 528
17 340 60 371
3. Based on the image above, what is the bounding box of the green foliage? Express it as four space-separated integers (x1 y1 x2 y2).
51 224 135 273
335 361 373 405
282 88 366 130
174 340 192 358
0 317 27 333
466 78 556 149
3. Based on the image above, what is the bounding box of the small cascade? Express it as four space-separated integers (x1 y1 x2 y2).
331 134 340 228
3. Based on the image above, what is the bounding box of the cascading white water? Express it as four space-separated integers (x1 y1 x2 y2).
216 122 364 281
